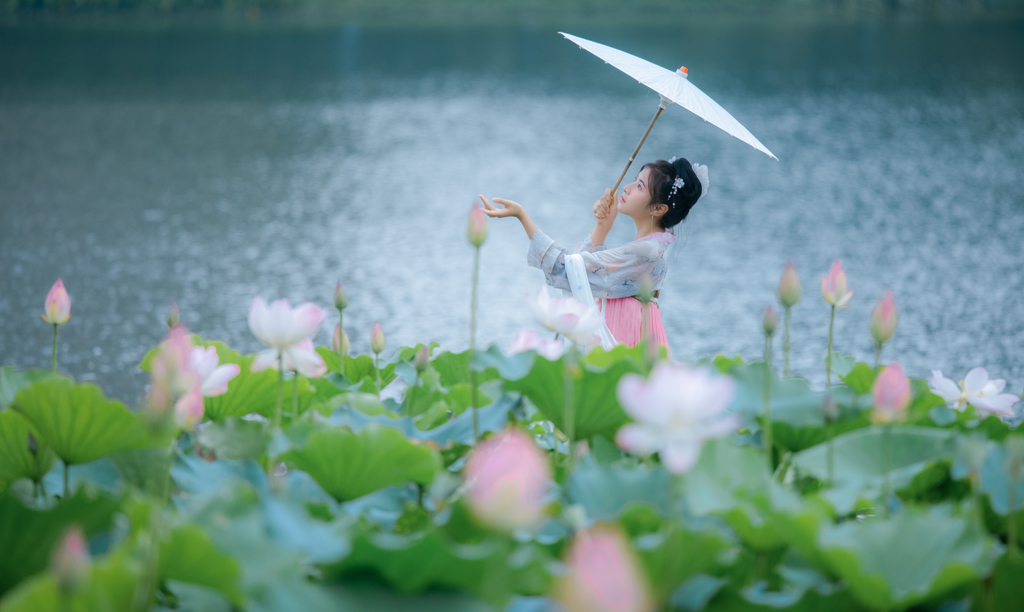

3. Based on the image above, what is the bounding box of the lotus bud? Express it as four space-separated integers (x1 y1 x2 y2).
467 205 488 247
822 394 838 423
555 526 651 612
870 289 898 346
334 280 348 311
777 262 802 308
466 429 551 532
332 323 347 356
872 361 911 423
41 279 71 325
762 305 777 337
370 322 385 355
173 385 205 431
51 526 90 595
27 432 37 457
166 302 180 329
820 259 854 308
414 346 429 374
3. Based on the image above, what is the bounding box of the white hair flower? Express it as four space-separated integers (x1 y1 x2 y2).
691 163 710 196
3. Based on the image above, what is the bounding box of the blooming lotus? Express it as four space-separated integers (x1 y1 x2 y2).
872 361 911 423
187 346 240 396
777 262 802 308
248 296 326 350
50 525 90 595
508 327 566 361
820 259 853 308
614 363 737 474
252 338 327 378
173 384 205 430
467 204 488 247
41 279 71 325
466 429 551 532
527 286 603 348
929 368 1019 419
870 289 898 345
555 526 652 612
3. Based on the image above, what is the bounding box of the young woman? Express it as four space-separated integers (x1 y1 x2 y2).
480 157 708 351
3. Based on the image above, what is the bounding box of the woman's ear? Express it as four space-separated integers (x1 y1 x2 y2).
651 203 670 219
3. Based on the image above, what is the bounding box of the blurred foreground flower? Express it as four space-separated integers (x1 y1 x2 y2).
146 324 197 413
166 302 181 329
555 526 652 612
248 297 326 350
820 259 853 308
614 363 737 474
51 525 90 595
42 278 71 325
777 262 802 308
466 429 551 532
467 204 488 247
188 346 240 396
929 368 1019 419
173 384 205 430
870 289 898 366
872 361 911 423
508 328 566 361
528 286 602 348
253 338 326 378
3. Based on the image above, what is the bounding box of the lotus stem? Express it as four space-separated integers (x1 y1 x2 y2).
470 245 480 443
881 424 892 517
292 373 299 417
406 375 418 416
874 341 882 369
51 323 58 373
783 306 791 378
33 480 39 502
563 350 577 473
826 305 835 388
763 334 773 472
1010 465 1020 559
374 353 381 394
827 423 834 486
63 462 69 497
274 350 283 431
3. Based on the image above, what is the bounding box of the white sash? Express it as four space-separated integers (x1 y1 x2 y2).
565 254 619 351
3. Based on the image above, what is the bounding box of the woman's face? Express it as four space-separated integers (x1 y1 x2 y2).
618 167 655 219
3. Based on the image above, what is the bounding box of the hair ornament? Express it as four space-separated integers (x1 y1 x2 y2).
691 163 710 196
668 177 685 204
668 156 677 163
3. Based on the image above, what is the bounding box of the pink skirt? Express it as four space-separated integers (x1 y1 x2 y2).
601 297 669 351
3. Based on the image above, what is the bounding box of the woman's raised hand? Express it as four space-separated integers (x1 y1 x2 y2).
593 188 618 224
478 195 525 219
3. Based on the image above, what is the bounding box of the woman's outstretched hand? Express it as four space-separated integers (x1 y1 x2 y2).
593 188 618 224
478 194 538 239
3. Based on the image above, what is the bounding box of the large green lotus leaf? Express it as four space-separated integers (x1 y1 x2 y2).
110 446 174 498
435 347 506 387
0 545 143 612
727 363 831 430
790 426 955 515
0 410 55 486
630 517 732 603
503 351 640 441
0 489 121 596
196 417 271 461
0 367 59 409
564 456 671 520
317 343 437 389
279 424 440 502
816 504 1001 610
839 363 878 396
12 378 150 466
952 439 1024 516
160 523 244 606
989 553 1024 611
679 439 811 550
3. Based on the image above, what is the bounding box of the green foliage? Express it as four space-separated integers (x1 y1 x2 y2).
0 410 55 488
160 523 244 605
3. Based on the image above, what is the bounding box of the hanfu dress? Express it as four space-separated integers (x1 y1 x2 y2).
527 230 674 351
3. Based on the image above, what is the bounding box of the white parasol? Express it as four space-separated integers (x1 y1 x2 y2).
561 32 777 192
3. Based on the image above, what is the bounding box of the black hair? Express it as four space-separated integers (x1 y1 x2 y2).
640 158 703 230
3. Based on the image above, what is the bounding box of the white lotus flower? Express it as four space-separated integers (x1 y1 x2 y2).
614 363 737 474
929 367 1019 419
252 338 327 378
188 346 240 396
508 328 566 361
527 286 602 348
248 296 326 350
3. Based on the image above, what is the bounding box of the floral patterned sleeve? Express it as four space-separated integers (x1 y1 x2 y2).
526 230 669 299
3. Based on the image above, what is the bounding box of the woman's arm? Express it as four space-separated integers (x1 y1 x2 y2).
590 188 618 247
478 195 538 238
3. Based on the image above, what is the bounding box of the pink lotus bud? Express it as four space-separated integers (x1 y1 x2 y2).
334 280 348 311
332 323 342 354
166 302 180 329
777 262 802 308
370 322 385 355
466 429 551 532
467 205 488 248
762 305 777 336
50 526 90 595
872 361 911 423
414 346 430 374
820 259 854 308
555 526 652 612
41 279 71 325
173 384 205 430
870 289 898 345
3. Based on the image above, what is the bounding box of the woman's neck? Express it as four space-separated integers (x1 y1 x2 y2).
633 217 665 241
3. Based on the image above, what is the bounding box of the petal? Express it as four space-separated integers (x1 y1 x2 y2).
614 424 664 455
964 368 989 395
660 440 703 475
928 370 962 402
200 363 241 397
285 340 327 378
288 303 326 344
250 348 280 373
248 297 270 343
969 393 1019 419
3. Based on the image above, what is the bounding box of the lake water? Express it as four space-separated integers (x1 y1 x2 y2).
1 20 1023 405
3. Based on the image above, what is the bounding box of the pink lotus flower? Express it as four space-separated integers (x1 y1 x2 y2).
508 328 566 361
763 305 778 336
50 525 90 595
929 368 1019 419
777 262 802 308
248 296 326 350
370 321 386 355
41 279 71 325
870 289 898 345
252 338 327 378
615 363 737 474
820 259 853 308
527 286 603 348
872 361 911 423
146 324 197 410
555 526 652 612
173 384 205 430
187 346 240 396
467 204 488 247
466 429 551 532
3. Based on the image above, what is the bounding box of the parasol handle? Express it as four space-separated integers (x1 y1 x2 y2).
611 103 668 194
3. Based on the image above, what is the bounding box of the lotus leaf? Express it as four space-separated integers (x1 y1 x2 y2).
0 410 55 487
160 523 244 606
